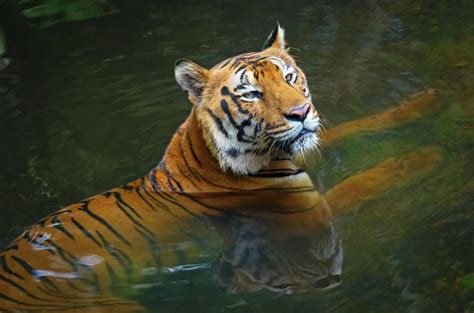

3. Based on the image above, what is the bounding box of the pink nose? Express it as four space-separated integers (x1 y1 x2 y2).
285 103 311 122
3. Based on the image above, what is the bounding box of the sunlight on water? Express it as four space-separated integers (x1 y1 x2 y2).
161 263 212 274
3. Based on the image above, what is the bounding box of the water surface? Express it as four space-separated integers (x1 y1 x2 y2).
0 1 473 312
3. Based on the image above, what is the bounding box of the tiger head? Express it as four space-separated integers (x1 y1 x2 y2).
175 23 319 175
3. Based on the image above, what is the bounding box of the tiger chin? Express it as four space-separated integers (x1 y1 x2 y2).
175 23 320 175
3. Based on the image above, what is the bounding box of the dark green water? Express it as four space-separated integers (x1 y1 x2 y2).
1 1 473 312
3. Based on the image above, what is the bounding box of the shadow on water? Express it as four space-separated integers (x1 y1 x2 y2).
0 0 473 312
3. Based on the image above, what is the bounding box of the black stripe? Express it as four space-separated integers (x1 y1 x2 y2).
44 239 97 289
206 108 229 138
114 201 150 231
219 59 232 69
71 217 103 248
220 99 239 129
105 262 118 287
175 161 200 190
155 162 177 192
114 200 157 243
221 86 231 95
112 249 133 274
230 58 242 69
38 285 79 299
240 68 248 83
253 56 270 63
159 162 183 192
0 273 48 301
104 192 142 219
10 255 61 294
253 186 316 192
142 187 178 217
180 152 204 185
253 120 262 137
43 239 79 273
4 244 19 252
166 176 177 192
65 282 88 294
78 202 132 247
222 86 250 115
96 231 133 278
40 278 62 295
0 255 24 280
37 210 73 228
133 226 161 267
178 193 252 218
147 168 162 192
51 215 75 241
250 168 304 178
118 183 134 191
220 99 253 143
237 116 252 143
231 97 249 114
0 292 29 305
185 129 202 167
179 135 204 184
134 187 157 211
10 255 36 275
218 58 232 69
168 167 243 191
152 191 198 217
78 264 101 293
235 64 248 75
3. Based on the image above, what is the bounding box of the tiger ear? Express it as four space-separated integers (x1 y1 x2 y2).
262 21 286 50
175 59 209 101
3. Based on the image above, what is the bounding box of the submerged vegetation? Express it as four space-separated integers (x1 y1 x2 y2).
16 0 113 28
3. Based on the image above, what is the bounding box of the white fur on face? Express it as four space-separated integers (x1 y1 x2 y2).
210 123 271 175
205 57 318 175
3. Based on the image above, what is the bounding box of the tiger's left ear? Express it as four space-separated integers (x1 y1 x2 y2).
175 59 209 103
262 22 286 50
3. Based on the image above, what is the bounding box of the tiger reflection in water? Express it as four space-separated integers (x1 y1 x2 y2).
212 212 342 294
0 23 443 312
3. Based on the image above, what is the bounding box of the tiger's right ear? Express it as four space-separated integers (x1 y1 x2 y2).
262 22 286 50
175 59 209 102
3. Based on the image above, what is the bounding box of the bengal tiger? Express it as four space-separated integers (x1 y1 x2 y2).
0 23 443 312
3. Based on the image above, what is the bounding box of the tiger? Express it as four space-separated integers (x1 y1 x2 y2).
0 22 444 312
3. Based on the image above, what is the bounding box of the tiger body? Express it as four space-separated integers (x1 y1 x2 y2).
0 23 443 312
0 117 324 311
0 23 330 311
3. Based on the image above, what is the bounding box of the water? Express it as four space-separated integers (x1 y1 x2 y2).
1 1 473 312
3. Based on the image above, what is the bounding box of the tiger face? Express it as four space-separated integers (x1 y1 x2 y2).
175 23 319 175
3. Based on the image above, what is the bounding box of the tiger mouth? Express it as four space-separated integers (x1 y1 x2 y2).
291 128 316 143
270 128 317 153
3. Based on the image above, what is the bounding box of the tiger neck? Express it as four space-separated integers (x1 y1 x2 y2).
145 108 314 193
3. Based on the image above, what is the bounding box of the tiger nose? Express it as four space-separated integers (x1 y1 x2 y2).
284 103 311 122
